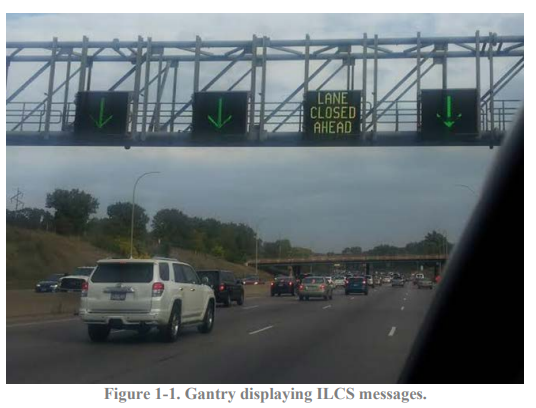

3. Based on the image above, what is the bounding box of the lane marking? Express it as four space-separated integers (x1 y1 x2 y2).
403 298 407 301
249 325 274 335
401 306 405 311
7 317 79 328
323 305 332 310
350 297 355 300
388 326 397 337
243 305 259 310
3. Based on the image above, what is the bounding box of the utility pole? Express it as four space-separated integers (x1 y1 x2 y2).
10 188 24 211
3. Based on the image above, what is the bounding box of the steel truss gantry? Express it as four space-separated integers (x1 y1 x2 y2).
6 32 524 147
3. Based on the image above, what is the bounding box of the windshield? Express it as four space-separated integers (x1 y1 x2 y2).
91 263 154 283
4 12 523 389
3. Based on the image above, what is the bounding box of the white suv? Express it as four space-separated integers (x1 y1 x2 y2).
79 257 215 342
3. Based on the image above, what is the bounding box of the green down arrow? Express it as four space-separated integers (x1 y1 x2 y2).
90 98 114 129
207 97 232 129
436 95 462 128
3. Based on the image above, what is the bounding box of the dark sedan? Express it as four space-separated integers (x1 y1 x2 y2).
392 276 405 287
270 277 296 296
35 274 66 293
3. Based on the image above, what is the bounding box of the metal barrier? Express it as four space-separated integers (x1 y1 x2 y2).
6 99 522 134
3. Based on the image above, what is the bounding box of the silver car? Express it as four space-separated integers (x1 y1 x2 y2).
298 276 333 301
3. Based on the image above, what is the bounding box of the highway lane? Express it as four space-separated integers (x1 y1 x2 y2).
6 284 436 384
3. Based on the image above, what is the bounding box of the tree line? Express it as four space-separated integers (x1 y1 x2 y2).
6 188 452 263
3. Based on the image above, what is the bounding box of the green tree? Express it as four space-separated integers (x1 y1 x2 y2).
342 246 363 255
152 209 193 248
46 189 99 235
106 202 149 239
211 244 225 258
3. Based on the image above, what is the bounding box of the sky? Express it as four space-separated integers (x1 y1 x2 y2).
5 13 524 252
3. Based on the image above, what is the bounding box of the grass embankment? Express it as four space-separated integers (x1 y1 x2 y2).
6 226 271 321
6 227 112 290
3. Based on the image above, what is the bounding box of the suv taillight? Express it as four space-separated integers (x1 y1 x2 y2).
152 282 165 297
81 281 88 297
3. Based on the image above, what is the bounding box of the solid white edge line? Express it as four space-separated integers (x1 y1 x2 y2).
388 326 397 337
249 325 274 335
243 305 259 310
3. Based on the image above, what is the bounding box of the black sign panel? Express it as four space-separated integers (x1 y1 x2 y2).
74 91 130 136
192 92 249 138
303 90 361 139
421 89 479 139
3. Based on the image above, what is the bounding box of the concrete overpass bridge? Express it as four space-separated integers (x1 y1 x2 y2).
246 253 448 276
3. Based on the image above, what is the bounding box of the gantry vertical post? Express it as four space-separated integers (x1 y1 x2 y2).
44 37 58 134
154 49 164 131
78 36 88 93
373 34 378 137
62 47 73 130
259 36 268 137
170 61 179 133
194 36 201 93
476 31 481 136
416 32 422 132
142 37 152 137
442 43 448 90
489 32 495 140
131 36 144 138
249 35 258 138
362 33 368 137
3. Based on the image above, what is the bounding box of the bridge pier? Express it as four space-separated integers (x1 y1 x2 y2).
292 265 301 278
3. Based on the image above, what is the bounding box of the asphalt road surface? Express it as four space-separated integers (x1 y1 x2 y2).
7 284 436 384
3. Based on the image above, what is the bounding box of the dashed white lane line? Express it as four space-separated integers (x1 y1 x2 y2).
323 305 332 310
403 298 407 301
401 306 405 311
388 326 397 337
350 297 355 300
7 317 79 328
243 305 259 310
249 325 274 335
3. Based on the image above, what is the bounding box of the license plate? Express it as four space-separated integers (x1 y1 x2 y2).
110 293 126 301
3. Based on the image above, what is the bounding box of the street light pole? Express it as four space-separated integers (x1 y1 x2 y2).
130 171 160 258
254 217 267 278
454 184 477 196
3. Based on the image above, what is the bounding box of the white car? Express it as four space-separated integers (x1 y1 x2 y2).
333 276 346 287
58 266 95 292
79 257 215 342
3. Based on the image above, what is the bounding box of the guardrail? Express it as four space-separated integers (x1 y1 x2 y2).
6 99 521 134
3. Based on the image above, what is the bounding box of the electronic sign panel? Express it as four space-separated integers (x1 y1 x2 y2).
192 91 249 138
74 91 130 136
421 89 479 139
303 90 361 139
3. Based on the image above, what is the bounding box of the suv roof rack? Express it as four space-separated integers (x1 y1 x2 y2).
152 257 179 262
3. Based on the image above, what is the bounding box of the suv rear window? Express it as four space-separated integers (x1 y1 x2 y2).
197 271 219 285
348 278 365 283
91 263 154 283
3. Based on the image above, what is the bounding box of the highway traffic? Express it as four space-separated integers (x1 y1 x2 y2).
7 282 435 384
